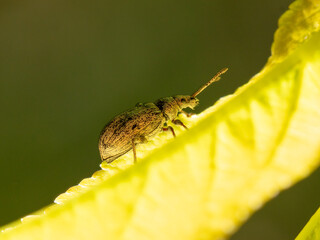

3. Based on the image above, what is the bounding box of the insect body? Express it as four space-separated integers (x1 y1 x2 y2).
99 68 228 163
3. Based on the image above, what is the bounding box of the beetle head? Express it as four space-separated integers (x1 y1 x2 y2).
174 95 199 110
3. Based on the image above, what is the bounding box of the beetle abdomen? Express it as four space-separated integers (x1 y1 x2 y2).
99 103 165 162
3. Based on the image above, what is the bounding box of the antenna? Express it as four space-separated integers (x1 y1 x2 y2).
191 67 228 98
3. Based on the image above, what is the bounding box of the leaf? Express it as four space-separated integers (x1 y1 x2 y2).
296 207 320 240
1 0 320 239
266 0 320 67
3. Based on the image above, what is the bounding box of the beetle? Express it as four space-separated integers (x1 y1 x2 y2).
99 68 228 163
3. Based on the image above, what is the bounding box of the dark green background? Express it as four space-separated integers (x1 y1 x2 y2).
0 0 319 239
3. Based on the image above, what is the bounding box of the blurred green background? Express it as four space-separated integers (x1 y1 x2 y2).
0 0 319 239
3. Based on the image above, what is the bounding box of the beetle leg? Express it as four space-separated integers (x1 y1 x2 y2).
139 135 148 143
180 110 194 117
132 139 137 163
172 119 188 129
163 126 176 138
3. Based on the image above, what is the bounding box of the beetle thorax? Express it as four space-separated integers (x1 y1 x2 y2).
155 95 199 121
155 97 179 120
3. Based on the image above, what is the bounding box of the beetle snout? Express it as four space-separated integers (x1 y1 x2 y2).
188 97 199 109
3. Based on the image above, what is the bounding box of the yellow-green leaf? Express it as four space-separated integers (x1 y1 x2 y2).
296 207 320 240
1 0 320 239
266 0 320 67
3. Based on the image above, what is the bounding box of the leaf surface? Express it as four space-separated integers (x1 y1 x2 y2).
296 207 320 240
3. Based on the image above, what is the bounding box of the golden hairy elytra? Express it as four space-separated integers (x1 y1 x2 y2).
99 68 228 163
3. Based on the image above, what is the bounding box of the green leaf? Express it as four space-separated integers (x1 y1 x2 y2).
266 0 320 67
296 207 320 240
1 0 320 239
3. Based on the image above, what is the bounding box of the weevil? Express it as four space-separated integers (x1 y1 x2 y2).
99 68 228 163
